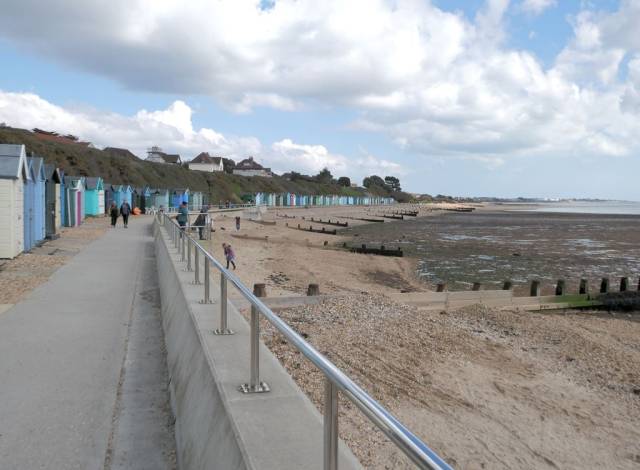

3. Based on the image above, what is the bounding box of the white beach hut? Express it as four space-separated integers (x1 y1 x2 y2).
0 145 29 259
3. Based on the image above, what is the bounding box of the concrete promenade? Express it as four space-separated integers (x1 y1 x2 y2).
0 218 175 469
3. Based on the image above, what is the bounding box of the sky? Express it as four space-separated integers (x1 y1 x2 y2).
0 0 639 200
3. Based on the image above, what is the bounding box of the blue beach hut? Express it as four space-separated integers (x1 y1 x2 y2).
84 177 105 216
30 157 46 244
171 189 189 208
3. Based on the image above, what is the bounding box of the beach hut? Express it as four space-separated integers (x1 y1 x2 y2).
149 188 169 210
104 183 114 213
171 188 189 208
44 164 62 239
120 184 133 207
29 157 46 244
131 187 148 213
84 177 104 216
190 190 203 210
0 145 30 259
63 176 85 227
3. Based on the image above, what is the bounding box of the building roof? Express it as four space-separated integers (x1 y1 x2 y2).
0 156 22 179
85 177 103 190
235 156 270 171
44 164 62 183
0 143 26 158
29 157 45 180
191 152 222 165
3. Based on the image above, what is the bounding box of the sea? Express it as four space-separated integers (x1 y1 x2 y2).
344 202 640 294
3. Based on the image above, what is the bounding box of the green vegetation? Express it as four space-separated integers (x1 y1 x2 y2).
0 127 408 203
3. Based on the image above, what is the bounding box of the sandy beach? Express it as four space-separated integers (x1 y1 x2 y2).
204 203 640 469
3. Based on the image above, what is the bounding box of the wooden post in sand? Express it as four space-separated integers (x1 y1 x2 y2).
502 280 513 290
472 282 481 291
530 280 541 297
600 277 609 293
555 279 566 296
620 277 629 292
579 279 589 295
436 282 447 292
307 284 320 296
253 283 267 298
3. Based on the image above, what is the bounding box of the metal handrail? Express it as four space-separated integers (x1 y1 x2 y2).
157 212 452 470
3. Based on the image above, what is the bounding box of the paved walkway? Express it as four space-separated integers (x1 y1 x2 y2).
0 218 175 469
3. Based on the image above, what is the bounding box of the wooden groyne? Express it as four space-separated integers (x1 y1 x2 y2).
377 214 404 220
285 223 338 235
347 244 403 257
341 216 385 223
301 216 348 227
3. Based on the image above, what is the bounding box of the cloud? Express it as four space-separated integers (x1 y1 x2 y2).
0 91 403 180
520 0 557 15
0 0 639 168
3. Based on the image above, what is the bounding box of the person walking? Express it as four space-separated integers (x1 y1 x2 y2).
109 202 119 228
120 200 131 228
235 216 241 231
222 243 236 270
176 201 189 232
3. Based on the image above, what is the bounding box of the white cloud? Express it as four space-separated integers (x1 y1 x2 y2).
0 91 403 180
0 0 639 168
521 0 557 15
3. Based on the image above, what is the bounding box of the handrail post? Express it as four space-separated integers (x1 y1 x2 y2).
200 257 212 304
193 248 201 284
239 303 270 393
181 231 185 261
324 378 338 470
186 236 192 271
213 276 234 334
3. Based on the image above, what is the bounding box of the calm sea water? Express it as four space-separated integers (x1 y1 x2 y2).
518 201 640 215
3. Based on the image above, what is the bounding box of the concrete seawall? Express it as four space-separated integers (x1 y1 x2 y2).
154 224 362 470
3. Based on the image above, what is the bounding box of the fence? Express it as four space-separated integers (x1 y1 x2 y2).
156 212 452 470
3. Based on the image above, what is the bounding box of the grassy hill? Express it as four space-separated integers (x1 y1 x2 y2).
0 126 403 203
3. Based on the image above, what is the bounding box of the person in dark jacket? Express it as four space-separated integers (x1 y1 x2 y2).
194 206 208 240
176 201 189 232
109 202 118 228
120 201 131 228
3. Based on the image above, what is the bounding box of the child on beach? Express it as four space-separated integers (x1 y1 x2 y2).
222 243 236 270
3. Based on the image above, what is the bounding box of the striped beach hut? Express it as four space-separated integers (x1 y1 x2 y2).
0 145 29 258
189 190 203 210
44 164 62 239
149 188 170 210
84 177 105 216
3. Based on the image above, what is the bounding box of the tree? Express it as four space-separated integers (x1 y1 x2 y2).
384 176 401 192
363 175 386 188
315 167 334 184
337 176 351 187
222 158 235 174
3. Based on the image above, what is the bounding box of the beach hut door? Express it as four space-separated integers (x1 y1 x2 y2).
76 192 82 226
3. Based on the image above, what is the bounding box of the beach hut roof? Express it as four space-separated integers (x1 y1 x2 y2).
0 144 30 180
172 188 189 195
29 157 45 180
44 164 62 183
0 156 25 179
85 176 103 190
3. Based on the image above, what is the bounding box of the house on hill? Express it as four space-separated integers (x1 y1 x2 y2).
188 152 224 172
146 146 181 164
232 156 271 177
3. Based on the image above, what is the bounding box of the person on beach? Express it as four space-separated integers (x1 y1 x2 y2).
120 200 131 228
176 201 189 232
235 216 241 231
222 243 236 270
109 202 118 228
194 206 208 240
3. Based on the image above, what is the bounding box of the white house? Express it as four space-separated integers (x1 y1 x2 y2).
188 152 224 172
145 146 181 164
0 144 28 259
232 157 272 177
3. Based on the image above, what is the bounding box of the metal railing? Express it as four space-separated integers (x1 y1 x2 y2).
157 212 452 470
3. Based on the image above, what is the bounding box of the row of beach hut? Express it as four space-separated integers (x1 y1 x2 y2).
254 192 395 207
0 144 206 259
